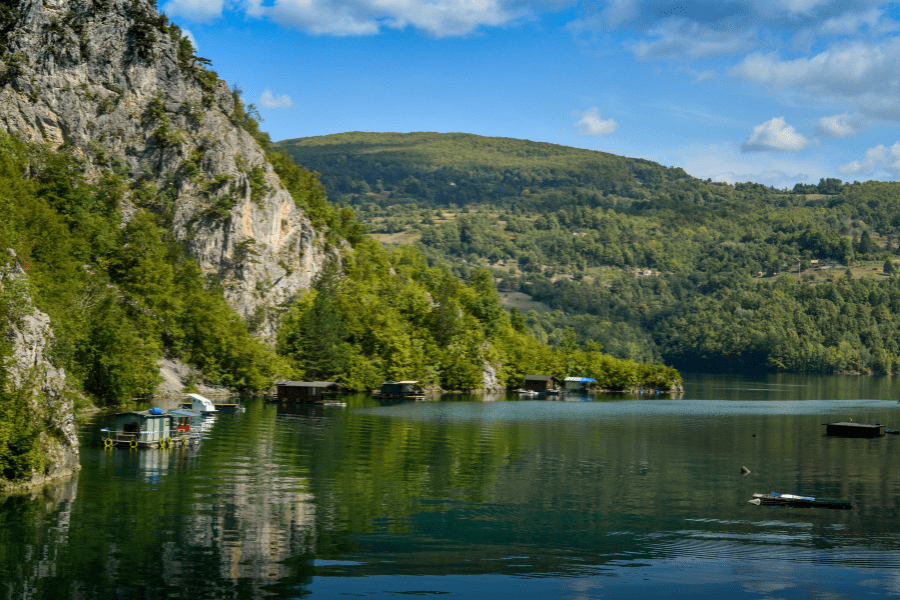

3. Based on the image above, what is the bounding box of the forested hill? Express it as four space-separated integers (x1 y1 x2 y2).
274 131 692 210
275 132 900 376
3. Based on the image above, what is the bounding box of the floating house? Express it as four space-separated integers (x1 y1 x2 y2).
564 376 597 392
100 408 204 449
374 381 425 399
823 421 884 438
522 375 561 392
274 381 344 402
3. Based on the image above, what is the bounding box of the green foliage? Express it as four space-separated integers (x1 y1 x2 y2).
277 131 900 376
126 0 166 61
0 381 45 483
276 240 677 391
0 132 289 406
274 132 688 211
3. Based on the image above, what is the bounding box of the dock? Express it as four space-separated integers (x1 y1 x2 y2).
823 421 884 438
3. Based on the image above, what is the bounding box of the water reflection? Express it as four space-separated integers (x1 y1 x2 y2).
4 375 900 598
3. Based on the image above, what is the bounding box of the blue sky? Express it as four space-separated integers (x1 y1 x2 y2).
162 0 900 189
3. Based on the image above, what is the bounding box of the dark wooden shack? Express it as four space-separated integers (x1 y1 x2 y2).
523 375 561 392
375 381 424 398
824 421 884 438
275 381 343 402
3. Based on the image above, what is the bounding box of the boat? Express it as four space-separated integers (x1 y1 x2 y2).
181 393 219 414
749 492 852 509
823 421 884 437
101 407 205 449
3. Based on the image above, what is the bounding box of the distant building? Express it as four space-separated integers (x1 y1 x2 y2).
564 376 597 392
274 381 343 402
523 375 561 392
375 381 424 398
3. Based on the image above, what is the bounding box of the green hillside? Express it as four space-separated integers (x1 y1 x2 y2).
276 131 900 376
274 131 690 211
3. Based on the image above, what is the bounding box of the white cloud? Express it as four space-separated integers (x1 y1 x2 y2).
731 40 900 95
162 0 224 22
259 89 295 108
839 143 900 177
815 112 870 138
241 0 571 37
742 117 814 152
570 0 888 60
627 19 757 60
668 141 825 189
574 107 619 137
731 39 900 121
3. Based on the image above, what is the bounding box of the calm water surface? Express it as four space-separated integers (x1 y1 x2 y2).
4 373 900 599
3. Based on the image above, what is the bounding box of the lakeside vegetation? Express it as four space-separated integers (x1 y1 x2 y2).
0 123 678 407
0 127 676 483
275 131 900 375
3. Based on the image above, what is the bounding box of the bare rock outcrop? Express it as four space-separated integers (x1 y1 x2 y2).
1 250 78 491
0 0 335 340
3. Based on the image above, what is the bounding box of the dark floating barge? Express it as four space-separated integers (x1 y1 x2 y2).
823 421 884 438
749 492 852 510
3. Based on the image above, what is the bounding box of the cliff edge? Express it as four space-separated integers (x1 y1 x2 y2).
0 0 333 340
1 249 78 491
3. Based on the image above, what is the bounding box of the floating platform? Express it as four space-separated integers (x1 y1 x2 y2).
749 492 852 510
823 421 884 438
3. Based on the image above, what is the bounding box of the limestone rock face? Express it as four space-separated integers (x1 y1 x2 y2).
481 360 503 392
0 0 334 339
1 251 79 490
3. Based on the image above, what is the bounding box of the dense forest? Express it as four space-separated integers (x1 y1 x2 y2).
0 123 679 401
275 132 900 375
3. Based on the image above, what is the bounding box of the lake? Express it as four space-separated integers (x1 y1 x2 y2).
3 373 900 599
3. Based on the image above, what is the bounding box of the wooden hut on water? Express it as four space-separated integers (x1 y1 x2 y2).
274 381 344 402
523 375 561 392
373 381 425 399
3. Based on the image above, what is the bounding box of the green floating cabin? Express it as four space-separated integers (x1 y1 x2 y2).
274 381 344 402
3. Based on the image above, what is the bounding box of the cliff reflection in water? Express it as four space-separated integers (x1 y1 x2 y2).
4 376 900 599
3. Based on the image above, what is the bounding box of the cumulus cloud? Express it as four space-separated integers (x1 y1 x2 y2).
202 0 573 37
259 90 295 108
816 112 870 138
741 117 814 152
162 0 224 22
731 40 900 95
571 0 890 62
731 39 900 121
839 143 900 177
627 19 756 60
574 107 619 137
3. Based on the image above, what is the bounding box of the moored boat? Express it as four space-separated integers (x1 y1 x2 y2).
749 492 852 509
181 393 219 414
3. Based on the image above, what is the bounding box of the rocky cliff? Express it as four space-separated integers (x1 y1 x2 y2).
0 0 333 339
1 250 78 491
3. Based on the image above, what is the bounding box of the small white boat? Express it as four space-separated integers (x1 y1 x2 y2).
183 393 218 414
